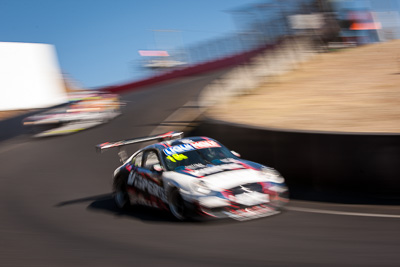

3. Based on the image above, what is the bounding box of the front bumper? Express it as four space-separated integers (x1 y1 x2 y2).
185 190 289 221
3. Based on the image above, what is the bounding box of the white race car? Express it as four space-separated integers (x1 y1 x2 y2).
97 131 289 221
23 91 121 137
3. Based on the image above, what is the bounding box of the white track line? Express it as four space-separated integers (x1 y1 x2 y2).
287 206 400 218
0 141 27 155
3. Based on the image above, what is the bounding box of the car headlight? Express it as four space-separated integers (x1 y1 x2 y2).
191 180 211 195
261 167 285 184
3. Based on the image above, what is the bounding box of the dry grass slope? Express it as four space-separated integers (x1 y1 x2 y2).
209 40 400 133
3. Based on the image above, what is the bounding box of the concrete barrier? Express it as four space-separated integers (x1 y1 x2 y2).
191 118 400 200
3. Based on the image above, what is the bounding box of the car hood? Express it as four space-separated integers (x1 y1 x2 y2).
203 169 272 191
172 158 278 191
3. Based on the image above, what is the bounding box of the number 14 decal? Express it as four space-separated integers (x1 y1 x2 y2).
166 153 188 162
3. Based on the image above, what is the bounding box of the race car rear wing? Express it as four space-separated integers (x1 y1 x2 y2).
96 131 183 161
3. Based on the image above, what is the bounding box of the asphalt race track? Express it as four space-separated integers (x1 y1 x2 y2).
1 71 399 267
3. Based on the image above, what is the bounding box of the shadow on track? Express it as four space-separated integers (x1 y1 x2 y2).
55 193 204 224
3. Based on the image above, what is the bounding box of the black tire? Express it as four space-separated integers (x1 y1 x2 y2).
168 188 186 220
113 176 130 209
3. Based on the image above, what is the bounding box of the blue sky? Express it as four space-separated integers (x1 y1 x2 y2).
0 0 253 89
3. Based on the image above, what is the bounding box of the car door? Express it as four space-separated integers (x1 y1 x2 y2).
127 149 167 209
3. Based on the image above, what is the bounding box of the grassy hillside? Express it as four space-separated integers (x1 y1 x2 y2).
209 40 400 133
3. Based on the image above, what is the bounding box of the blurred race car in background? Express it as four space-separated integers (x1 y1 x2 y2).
23 91 122 137
96 131 289 221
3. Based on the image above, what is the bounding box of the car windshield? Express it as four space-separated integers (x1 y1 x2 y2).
162 145 236 171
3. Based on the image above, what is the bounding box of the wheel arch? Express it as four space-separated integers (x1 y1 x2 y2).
112 172 129 192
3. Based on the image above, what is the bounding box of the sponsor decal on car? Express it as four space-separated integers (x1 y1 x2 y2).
166 153 188 162
129 173 167 202
185 163 206 170
223 205 280 221
125 164 133 172
164 144 195 156
128 190 162 208
163 140 221 156
190 140 220 149
186 163 245 177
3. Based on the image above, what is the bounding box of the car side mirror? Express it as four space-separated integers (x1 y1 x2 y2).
231 151 241 157
152 164 164 173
